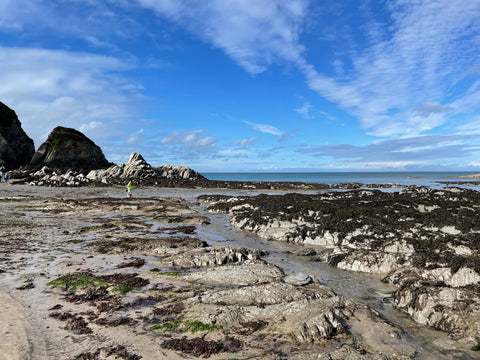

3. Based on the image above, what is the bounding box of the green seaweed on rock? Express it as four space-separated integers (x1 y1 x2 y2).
47 274 106 292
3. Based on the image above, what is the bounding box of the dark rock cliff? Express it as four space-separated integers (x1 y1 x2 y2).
0 102 35 171
24 126 111 173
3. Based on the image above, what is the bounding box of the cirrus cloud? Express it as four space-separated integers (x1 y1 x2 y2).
134 0 308 75
244 121 284 136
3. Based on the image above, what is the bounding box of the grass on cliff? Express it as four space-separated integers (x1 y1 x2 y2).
50 126 91 151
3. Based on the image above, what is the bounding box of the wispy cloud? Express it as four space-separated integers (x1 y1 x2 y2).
161 129 218 151
79 121 103 133
297 133 480 169
258 152 272 158
230 136 260 147
136 0 480 140
126 128 145 144
295 102 313 119
300 1 480 137
134 0 308 75
244 121 284 136
458 116 480 132
0 0 141 42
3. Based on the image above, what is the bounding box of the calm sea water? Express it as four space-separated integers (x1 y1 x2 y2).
203 171 480 189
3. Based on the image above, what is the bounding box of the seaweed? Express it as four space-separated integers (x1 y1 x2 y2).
148 320 219 332
161 336 242 357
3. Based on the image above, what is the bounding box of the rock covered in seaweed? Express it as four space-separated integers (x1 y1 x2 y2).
0 102 35 171
24 126 111 173
200 188 480 343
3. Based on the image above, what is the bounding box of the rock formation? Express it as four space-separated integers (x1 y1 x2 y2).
86 152 157 182
13 151 205 186
0 102 35 171
201 188 480 344
86 152 205 184
24 126 111 173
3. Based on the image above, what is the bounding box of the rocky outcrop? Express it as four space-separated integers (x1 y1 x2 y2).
200 188 480 343
24 126 111 173
181 261 407 350
160 246 266 268
86 152 157 182
0 102 35 171
86 152 205 184
157 164 205 181
384 268 480 342
12 151 206 187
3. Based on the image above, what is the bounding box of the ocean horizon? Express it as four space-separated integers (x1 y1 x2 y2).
202 171 480 189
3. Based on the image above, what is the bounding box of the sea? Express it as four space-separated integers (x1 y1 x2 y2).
203 171 480 190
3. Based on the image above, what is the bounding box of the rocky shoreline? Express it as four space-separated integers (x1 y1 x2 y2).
1 185 477 359
0 186 418 360
0 185 479 359
200 187 480 350
8 151 411 192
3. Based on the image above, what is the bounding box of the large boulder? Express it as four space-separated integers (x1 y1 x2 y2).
0 102 35 171
24 126 111 173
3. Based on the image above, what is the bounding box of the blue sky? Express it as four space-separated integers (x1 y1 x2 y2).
1 0 480 172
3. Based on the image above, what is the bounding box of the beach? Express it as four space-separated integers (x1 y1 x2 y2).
0 184 479 360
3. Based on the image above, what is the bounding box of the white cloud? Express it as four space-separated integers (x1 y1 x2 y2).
161 129 218 151
79 121 103 133
135 0 480 139
244 121 284 136
301 1 480 137
126 128 145 144
0 46 139 146
135 0 309 75
297 133 480 168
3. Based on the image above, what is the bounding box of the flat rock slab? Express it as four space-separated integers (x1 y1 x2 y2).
184 261 284 286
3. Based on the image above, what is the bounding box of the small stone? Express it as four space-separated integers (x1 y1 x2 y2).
284 272 313 286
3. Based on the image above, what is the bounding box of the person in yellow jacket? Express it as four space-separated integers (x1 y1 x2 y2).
126 181 132 197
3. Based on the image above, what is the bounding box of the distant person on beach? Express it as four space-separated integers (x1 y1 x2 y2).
4 173 8 183
126 181 132 197
0 171 3 182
